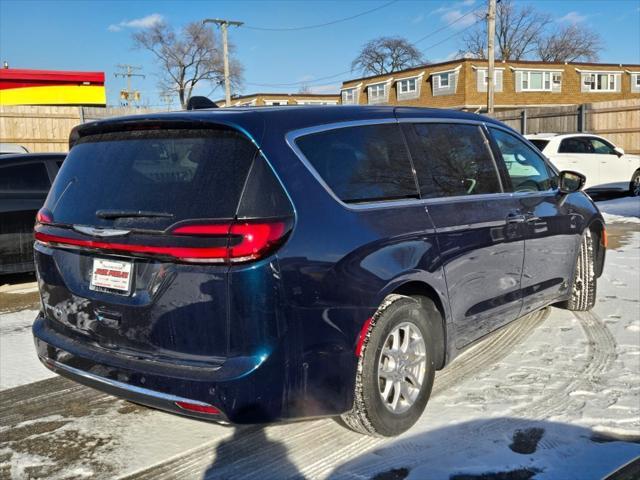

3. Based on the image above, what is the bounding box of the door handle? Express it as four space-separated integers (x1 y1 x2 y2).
506 213 526 224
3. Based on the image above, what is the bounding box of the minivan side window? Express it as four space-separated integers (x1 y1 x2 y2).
295 124 419 204
0 162 50 192
405 123 502 198
490 128 556 193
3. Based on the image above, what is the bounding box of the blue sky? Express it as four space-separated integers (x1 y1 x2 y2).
1 0 639 107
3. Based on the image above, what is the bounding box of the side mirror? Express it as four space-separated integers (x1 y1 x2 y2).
614 146 625 157
559 170 586 194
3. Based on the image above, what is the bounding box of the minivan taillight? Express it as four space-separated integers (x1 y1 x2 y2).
172 219 290 263
35 208 53 225
34 219 291 264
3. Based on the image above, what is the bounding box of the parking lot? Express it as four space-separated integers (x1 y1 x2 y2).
0 196 637 479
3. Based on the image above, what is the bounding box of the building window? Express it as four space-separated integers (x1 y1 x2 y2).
296 100 338 105
432 68 458 94
583 73 618 91
342 88 358 104
477 69 503 92
398 78 417 95
368 83 387 104
521 71 554 91
633 74 640 88
437 73 450 88
264 100 288 106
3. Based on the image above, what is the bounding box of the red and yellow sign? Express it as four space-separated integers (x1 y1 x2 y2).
0 69 106 106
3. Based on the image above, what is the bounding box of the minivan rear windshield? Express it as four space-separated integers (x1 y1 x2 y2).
45 128 257 230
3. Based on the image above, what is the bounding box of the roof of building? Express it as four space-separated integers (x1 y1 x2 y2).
215 92 340 104
341 58 640 86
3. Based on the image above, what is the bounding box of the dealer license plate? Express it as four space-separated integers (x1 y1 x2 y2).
90 258 133 294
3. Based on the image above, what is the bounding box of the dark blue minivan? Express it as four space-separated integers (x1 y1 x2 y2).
32 106 605 436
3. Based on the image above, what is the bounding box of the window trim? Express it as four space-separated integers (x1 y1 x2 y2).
520 71 553 92
263 99 290 106
430 66 461 91
294 99 339 105
583 73 617 92
340 83 362 105
576 69 622 92
365 78 393 104
475 67 505 89
395 72 425 101
397 78 417 93
285 118 530 211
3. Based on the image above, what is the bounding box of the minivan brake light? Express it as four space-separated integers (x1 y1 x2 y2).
34 219 290 264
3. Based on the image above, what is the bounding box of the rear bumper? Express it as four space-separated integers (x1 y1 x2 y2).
40 355 230 422
32 314 292 424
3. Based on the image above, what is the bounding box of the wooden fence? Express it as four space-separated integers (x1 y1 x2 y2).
2 99 639 154
0 106 165 153
489 98 640 154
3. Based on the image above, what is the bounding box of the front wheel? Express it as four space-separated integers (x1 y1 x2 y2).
630 170 640 197
558 229 597 311
341 295 438 437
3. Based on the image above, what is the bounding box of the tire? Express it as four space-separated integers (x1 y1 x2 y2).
559 229 597 311
341 294 438 437
630 170 640 197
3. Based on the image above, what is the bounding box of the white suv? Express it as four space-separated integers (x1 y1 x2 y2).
525 133 640 196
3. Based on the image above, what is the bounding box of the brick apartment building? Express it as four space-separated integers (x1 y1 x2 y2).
339 58 640 111
217 92 339 107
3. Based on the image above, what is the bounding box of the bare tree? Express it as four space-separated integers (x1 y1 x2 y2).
461 0 552 60
537 25 602 62
351 37 425 75
298 83 312 94
133 21 243 108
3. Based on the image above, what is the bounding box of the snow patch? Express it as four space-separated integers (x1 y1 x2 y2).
0 309 54 390
597 196 640 222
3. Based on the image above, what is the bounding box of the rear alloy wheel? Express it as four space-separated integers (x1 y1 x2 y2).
630 170 640 197
342 295 437 437
377 322 427 414
559 229 596 311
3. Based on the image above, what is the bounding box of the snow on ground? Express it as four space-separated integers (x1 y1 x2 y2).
0 309 54 390
596 195 640 224
332 228 640 480
1 200 639 479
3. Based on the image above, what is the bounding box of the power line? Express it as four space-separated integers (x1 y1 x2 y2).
243 0 398 31
420 18 482 53
244 7 484 88
412 6 483 45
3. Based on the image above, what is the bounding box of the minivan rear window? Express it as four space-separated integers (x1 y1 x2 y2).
45 128 257 230
295 124 419 204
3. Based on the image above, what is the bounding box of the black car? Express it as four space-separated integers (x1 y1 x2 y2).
32 107 605 436
0 153 66 274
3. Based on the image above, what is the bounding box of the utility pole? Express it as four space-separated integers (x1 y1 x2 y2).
487 0 496 114
203 18 243 107
114 64 145 106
